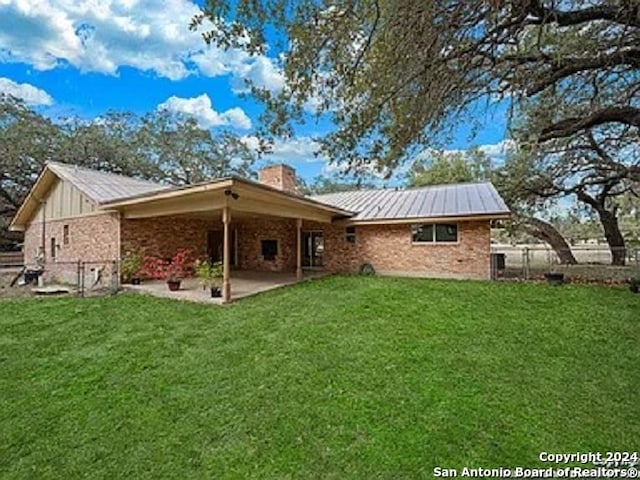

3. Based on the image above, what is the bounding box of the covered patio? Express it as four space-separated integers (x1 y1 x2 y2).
104 175 352 303
122 270 328 304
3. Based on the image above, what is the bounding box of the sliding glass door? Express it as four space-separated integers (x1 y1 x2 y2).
302 231 324 268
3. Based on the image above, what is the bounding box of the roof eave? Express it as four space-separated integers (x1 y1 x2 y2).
99 178 236 208
346 212 512 225
231 177 355 217
101 176 355 217
8 165 56 231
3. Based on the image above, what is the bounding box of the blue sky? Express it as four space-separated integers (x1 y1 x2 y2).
0 0 510 184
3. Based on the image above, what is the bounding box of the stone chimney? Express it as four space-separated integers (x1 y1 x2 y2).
258 164 298 194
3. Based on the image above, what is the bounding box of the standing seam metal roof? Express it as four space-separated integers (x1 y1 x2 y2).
310 182 510 221
45 162 509 221
47 162 169 204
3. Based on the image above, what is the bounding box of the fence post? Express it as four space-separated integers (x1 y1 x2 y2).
76 260 81 297
111 260 119 294
522 247 530 280
490 250 496 281
80 262 85 298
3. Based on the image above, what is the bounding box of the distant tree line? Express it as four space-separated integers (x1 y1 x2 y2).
0 96 256 250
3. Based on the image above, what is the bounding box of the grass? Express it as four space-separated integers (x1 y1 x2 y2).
1 276 638 479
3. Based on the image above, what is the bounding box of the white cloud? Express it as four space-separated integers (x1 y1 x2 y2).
158 93 252 130
0 0 283 85
320 161 395 180
414 139 516 166
230 55 286 94
242 135 325 163
0 77 53 105
477 139 515 159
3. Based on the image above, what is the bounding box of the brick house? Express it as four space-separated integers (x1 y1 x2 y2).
10 162 510 302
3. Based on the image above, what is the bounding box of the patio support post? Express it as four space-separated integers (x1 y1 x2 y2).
222 206 231 303
296 218 303 281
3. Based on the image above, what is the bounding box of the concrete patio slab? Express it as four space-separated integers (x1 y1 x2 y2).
122 270 327 304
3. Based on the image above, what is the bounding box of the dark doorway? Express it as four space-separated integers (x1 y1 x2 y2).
207 229 237 266
302 231 323 268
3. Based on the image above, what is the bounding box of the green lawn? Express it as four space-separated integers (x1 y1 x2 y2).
1 277 638 479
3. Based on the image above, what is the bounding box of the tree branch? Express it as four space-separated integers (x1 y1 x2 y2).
526 48 640 96
539 106 640 142
524 1 640 28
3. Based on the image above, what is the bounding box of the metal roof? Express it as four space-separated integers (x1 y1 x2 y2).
43 162 509 221
47 161 168 204
310 182 510 221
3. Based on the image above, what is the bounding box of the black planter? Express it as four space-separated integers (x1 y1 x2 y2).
630 283 640 294
210 287 222 298
544 272 564 286
131 277 141 285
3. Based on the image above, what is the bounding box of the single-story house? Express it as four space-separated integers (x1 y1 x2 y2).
10 162 510 302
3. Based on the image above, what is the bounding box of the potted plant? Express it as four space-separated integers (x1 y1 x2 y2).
194 259 223 297
121 250 143 285
629 276 640 294
142 250 193 291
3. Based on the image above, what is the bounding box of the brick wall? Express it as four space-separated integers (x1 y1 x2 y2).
120 216 211 260
121 215 300 274
236 217 297 272
26 212 490 283
23 212 120 284
302 220 491 280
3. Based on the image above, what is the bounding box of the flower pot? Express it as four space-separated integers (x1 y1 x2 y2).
630 283 640 294
131 277 141 285
544 272 564 286
210 286 222 298
167 280 181 291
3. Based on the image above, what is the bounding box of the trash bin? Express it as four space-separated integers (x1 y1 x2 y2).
24 269 42 285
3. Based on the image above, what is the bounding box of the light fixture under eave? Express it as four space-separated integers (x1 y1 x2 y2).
224 189 240 200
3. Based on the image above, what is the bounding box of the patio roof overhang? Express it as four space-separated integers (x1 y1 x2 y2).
101 177 354 223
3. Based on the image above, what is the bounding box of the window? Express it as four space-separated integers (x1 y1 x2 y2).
261 239 278 261
412 223 458 243
63 225 69 245
345 226 356 244
435 223 458 242
50 237 57 259
412 224 433 243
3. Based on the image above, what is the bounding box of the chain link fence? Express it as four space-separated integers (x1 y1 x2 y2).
491 245 640 283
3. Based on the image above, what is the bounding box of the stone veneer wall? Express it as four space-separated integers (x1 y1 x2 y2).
23 212 120 284
302 220 491 280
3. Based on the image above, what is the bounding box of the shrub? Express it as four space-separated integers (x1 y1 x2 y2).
141 250 194 282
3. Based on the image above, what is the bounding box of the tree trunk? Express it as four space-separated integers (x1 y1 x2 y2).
576 190 626 266
523 216 578 265
596 209 626 266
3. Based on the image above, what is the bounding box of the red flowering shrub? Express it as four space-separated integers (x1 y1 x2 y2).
141 249 194 282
